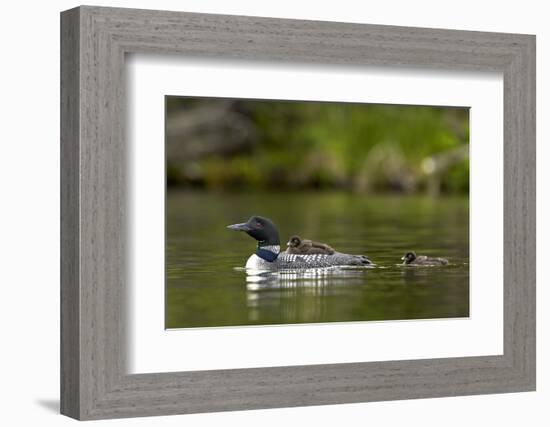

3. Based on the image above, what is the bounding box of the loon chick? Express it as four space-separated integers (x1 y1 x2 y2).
287 235 335 255
227 216 372 270
402 251 449 266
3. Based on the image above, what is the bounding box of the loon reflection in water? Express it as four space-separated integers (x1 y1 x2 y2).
243 266 370 289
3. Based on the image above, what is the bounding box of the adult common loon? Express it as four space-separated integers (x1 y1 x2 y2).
227 215 372 270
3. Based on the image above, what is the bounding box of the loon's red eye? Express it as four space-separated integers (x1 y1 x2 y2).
255 222 263 228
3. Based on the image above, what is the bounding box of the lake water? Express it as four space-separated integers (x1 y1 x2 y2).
166 191 469 329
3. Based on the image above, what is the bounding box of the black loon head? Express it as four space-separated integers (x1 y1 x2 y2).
287 235 301 248
227 215 280 246
401 251 417 264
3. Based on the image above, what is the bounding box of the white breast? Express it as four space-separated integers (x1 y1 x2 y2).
245 254 264 269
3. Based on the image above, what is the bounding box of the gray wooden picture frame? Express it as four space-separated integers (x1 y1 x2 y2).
60 5 536 420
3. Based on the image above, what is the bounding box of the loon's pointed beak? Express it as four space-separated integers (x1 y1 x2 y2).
286 240 291 246
227 222 252 232
401 255 405 260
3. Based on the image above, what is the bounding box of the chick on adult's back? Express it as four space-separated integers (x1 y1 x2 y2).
286 235 335 255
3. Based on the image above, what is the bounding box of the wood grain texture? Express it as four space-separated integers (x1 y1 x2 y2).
60 7 80 419
60 5 536 420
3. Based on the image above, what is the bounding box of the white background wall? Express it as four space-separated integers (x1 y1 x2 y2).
0 0 546 425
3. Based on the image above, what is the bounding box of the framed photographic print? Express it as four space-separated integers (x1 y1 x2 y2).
60 5 535 420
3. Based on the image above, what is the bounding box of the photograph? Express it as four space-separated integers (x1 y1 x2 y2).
165 96 470 329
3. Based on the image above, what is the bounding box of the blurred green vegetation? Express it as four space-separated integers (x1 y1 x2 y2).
166 97 469 195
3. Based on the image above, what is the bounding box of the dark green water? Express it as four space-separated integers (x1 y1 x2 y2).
166 191 469 329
